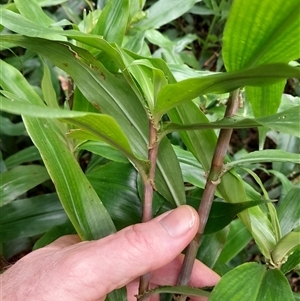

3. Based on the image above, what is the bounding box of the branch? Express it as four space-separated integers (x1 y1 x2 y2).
174 89 240 301
138 118 159 299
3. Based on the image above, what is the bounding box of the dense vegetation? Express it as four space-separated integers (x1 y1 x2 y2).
1 0 299 300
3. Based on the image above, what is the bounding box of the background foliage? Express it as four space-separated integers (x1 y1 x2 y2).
0 0 299 300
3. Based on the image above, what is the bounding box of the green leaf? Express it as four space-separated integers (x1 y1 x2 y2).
0 165 50 206
167 99 276 259
0 115 26 136
223 0 300 70
205 200 269 235
0 8 66 41
0 193 68 243
187 194 268 236
154 63 300 118
271 231 300 266
134 0 198 30
281 247 300 274
173 146 207 191
138 285 210 301
245 82 286 119
225 150 300 169
218 219 252 264
14 0 55 27
0 35 186 206
197 227 229 269
77 141 129 163
86 162 142 230
0 94 147 172
33 219 76 250
277 187 300 236
0 59 116 241
209 263 294 301
4 145 41 169
162 106 300 138
223 0 300 126
92 0 129 45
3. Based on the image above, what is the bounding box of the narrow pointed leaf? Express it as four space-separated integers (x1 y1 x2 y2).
134 0 198 30
92 0 129 45
0 59 116 240
0 8 66 40
0 95 147 171
162 106 300 138
14 0 54 27
218 219 252 263
0 165 50 206
138 285 210 301
154 64 300 118
4 146 41 169
0 34 186 206
0 194 68 243
277 187 300 236
225 150 300 169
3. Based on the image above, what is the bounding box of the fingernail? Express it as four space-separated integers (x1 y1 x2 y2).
159 206 196 237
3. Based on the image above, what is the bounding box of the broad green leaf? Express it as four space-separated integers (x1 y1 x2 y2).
209 263 294 301
92 0 129 45
277 187 300 236
187 195 268 236
0 34 186 207
154 63 300 119
77 141 129 163
0 165 50 206
2 237 33 260
0 115 26 136
245 82 286 121
134 0 198 30
14 0 55 27
271 231 300 266
0 95 147 172
223 0 300 70
4 145 41 169
204 200 269 235
197 227 229 269
86 162 142 230
0 193 68 243
225 150 300 169
0 59 116 241
218 219 252 264
223 0 300 133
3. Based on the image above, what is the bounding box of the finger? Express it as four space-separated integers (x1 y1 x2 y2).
54 205 199 300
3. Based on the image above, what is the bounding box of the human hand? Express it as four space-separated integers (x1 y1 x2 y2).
2 205 220 301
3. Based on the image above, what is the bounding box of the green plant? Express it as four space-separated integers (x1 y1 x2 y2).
0 0 299 300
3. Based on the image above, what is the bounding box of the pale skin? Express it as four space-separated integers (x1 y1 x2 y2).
1 206 220 301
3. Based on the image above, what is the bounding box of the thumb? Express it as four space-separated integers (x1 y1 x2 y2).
58 205 199 300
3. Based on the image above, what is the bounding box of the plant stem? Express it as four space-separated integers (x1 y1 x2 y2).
174 89 240 301
138 119 159 299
